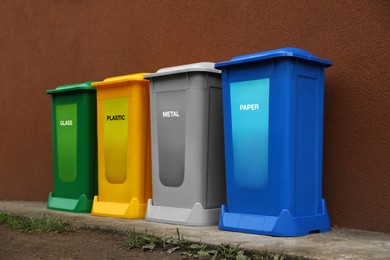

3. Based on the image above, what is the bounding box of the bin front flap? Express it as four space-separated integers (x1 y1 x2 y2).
46 82 95 94
215 48 332 68
144 62 221 79
92 73 149 87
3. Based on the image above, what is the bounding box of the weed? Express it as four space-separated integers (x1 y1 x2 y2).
217 243 246 259
125 229 164 250
125 228 254 259
0 211 75 233
123 228 302 260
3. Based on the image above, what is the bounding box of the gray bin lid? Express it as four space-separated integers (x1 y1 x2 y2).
144 62 221 79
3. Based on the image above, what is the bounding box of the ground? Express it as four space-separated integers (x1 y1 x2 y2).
0 225 183 260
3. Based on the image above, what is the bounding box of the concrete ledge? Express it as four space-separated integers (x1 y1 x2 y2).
1 200 389 259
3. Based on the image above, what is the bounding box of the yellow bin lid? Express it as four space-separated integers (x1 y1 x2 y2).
92 73 149 87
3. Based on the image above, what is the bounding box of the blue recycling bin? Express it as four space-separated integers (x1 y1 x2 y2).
216 48 332 236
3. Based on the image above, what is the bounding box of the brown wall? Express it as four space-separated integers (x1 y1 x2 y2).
0 0 389 232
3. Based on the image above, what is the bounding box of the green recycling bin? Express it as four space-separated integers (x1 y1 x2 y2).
46 82 97 213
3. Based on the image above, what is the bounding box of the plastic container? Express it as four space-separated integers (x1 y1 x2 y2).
46 82 97 213
216 48 332 236
91 73 152 218
144 62 226 226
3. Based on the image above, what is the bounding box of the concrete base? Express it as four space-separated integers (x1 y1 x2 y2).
1 200 390 260
145 199 220 226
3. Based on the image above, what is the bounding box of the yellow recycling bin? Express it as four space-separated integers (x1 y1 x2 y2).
91 73 152 218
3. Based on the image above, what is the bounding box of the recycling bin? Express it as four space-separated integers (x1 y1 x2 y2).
216 48 332 236
46 82 97 213
144 62 226 226
91 73 152 219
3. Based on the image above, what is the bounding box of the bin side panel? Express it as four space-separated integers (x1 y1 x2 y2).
127 90 149 202
76 92 97 198
144 89 153 203
185 86 208 206
295 76 317 216
294 62 324 216
206 87 226 208
269 74 294 213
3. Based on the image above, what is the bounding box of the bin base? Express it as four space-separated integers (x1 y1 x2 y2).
219 199 330 237
145 199 220 226
91 196 147 219
47 192 93 213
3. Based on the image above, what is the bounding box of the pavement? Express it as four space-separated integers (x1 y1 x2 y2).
1 200 389 260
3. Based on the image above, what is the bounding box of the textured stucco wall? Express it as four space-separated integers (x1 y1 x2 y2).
0 0 389 232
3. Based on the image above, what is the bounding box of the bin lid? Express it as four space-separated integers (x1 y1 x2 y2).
144 62 221 79
46 81 95 94
215 48 332 68
92 73 149 87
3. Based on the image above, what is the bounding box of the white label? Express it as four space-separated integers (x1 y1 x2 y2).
162 111 180 118
60 120 73 126
239 104 260 111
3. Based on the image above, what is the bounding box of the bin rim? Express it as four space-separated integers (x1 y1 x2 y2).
144 62 221 79
215 48 332 68
92 73 150 87
46 81 95 94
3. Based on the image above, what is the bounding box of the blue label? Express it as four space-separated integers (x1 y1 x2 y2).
230 78 270 190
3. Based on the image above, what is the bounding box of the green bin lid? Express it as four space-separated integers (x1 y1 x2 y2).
46 81 95 94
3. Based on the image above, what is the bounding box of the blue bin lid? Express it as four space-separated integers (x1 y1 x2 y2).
215 48 332 68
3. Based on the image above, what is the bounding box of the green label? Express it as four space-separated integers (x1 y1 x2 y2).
56 103 77 183
103 97 128 184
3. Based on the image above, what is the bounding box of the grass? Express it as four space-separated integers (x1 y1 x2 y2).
0 211 75 233
124 228 303 260
0 211 310 259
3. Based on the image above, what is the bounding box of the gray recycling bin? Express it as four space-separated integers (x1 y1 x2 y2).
144 62 226 226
